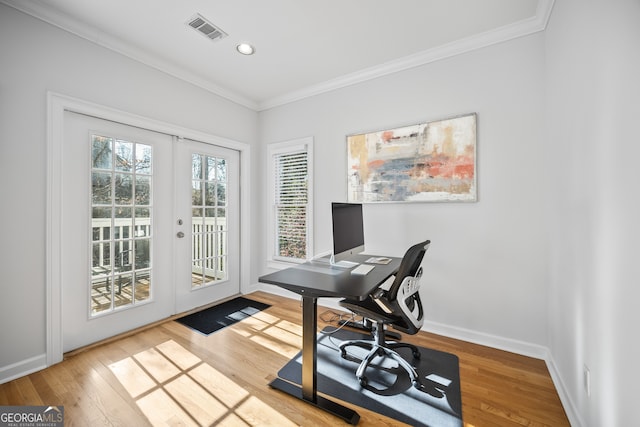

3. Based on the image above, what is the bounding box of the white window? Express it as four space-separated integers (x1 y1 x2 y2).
267 137 313 265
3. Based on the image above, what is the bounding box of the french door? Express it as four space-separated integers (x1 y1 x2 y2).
61 112 239 352
174 138 240 313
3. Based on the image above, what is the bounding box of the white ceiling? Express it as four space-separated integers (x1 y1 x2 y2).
2 0 554 110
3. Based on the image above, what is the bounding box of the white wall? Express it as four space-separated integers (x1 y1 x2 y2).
6 1 640 423
259 34 549 350
545 0 640 425
0 5 257 375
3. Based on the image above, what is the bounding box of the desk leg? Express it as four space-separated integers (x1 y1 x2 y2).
301 295 317 401
269 295 360 425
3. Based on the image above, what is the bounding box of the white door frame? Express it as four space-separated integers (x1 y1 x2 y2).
46 92 251 365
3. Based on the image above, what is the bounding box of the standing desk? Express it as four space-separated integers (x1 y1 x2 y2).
258 253 402 425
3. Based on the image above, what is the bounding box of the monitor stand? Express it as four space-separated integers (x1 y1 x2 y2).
329 254 359 268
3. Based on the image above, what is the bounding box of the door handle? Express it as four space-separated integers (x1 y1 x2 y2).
176 231 185 238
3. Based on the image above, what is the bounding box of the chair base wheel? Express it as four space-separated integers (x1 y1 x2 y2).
412 380 422 389
358 376 368 387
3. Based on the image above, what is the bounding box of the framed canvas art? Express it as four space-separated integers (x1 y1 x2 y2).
347 113 477 202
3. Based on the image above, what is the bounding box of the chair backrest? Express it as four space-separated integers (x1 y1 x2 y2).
388 240 430 301
377 240 430 334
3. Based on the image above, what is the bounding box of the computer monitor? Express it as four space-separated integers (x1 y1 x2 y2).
331 202 365 265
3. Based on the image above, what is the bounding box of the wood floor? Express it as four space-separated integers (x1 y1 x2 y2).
0 291 570 426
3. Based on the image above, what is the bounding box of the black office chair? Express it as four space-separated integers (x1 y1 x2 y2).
338 240 430 389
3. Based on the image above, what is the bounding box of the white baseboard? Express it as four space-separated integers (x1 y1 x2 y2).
544 355 583 427
241 281 263 296
422 319 549 360
0 353 47 385
253 283 302 300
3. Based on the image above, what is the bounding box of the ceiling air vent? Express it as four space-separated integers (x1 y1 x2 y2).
187 14 227 41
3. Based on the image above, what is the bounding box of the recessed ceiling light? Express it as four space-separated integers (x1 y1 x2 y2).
236 43 255 55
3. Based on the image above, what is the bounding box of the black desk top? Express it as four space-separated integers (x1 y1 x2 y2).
259 254 402 300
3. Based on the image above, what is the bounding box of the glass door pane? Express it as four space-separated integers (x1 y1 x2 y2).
90 135 152 315
190 153 228 288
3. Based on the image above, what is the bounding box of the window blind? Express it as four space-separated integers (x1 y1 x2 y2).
274 150 308 259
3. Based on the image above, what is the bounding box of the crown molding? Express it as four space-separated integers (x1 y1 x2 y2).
2 0 554 112
0 0 259 110
258 0 555 111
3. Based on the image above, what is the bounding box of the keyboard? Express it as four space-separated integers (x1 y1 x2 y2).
350 264 375 275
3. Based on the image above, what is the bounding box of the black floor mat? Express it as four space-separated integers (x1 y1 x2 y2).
176 297 271 335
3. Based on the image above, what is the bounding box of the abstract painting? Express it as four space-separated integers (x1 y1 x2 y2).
347 113 477 202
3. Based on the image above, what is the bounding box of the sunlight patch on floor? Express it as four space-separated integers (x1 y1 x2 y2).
225 309 302 359
109 357 157 398
259 325 301 350
137 388 198 427
134 347 181 383
248 335 300 359
248 310 282 324
188 363 249 408
164 374 229 426
156 339 201 370
232 315 271 336
235 396 297 427
109 339 296 426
